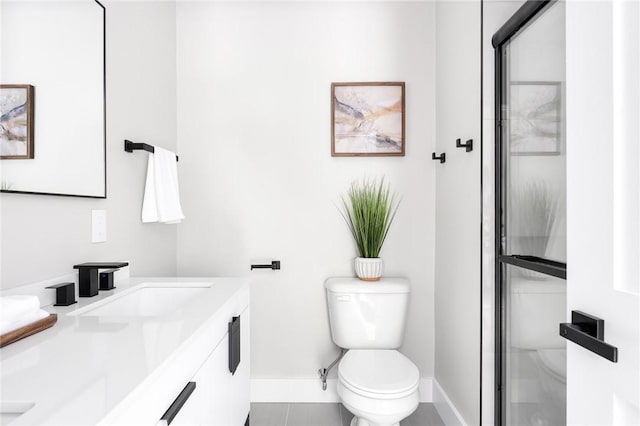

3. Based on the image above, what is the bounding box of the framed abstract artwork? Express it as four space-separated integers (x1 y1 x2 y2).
0 84 35 159
509 81 562 156
331 82 405 157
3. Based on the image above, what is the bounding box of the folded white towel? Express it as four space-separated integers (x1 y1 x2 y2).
0 295 40 323
141 146 185 224
0 309 49 335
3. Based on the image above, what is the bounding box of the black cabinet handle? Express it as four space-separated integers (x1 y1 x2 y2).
229 316 241 374
161 382 196 425
559 310 618 363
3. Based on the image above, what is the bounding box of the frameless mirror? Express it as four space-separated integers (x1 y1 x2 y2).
0 0 106 198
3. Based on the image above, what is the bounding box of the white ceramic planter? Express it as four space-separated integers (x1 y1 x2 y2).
354 257 384 281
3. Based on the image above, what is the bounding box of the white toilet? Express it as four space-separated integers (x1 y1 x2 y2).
510 276 567 413
325 277 419 426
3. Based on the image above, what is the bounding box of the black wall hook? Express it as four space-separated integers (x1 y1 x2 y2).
432 152 446 163
455 138 473 152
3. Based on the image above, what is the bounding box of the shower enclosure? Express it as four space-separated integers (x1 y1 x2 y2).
493 1 567 425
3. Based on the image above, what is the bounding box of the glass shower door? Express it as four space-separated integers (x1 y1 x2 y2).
494 1 567 425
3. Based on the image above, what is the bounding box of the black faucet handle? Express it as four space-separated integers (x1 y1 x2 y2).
46 282 77 306
99 269 120 291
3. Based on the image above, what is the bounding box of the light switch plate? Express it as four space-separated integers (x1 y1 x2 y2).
92 209 107 243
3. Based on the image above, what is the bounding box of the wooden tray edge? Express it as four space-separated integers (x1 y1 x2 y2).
0 313 58 348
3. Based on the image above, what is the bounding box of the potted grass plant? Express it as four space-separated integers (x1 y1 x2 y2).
339 177 400 281
511 181 558 279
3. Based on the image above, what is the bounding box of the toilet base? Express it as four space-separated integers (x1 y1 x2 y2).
349 415 399 426
339 379 418 426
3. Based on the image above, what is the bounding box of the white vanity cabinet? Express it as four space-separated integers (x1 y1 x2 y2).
99 282 250 426
167 307 250 426
0 278 250 426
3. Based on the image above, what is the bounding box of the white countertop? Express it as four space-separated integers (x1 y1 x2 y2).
0 277 249 425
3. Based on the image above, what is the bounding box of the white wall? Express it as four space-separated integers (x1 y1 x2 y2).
175 1 437 382
434 1 481 424
0 1 178 289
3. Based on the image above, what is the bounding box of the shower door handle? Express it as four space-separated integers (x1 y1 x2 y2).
559 310 618 363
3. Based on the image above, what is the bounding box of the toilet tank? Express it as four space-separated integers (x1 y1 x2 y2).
325 277 410 349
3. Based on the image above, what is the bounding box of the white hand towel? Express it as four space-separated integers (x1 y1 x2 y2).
0 295 40 323
0 309 49 335
142 146 185 224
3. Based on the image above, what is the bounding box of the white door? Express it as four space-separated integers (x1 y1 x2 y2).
566 0 640 424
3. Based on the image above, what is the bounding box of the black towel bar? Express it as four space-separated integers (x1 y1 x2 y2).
124 140 179 162
251 261 281 271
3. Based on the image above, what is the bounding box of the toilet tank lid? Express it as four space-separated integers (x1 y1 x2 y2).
325 277 410 294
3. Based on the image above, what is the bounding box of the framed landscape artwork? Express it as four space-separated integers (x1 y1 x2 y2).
0 84 35 159
332 82 405 157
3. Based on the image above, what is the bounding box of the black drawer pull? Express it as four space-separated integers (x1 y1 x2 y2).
559 310 618 363
161 382 196 425
229 316 241 374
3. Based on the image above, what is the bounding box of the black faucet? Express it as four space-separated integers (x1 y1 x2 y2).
73 262 129 297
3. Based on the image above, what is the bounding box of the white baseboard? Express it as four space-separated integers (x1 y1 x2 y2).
250 377 433 403
432 379 467 426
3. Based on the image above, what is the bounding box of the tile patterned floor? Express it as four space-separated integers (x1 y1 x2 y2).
250 403 445 426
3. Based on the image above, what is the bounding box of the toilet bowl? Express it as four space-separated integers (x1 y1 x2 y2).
528 348 567 425
337 349 419 426
535 349 566 398
325 277 419 426
510 276 567 412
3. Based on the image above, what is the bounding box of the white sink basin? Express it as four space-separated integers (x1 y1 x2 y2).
0 401 35 424
69 283 212 317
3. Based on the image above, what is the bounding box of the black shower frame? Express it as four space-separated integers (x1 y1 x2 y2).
492 1 567 424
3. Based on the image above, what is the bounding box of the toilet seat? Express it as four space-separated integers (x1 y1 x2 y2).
338 350 420 400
